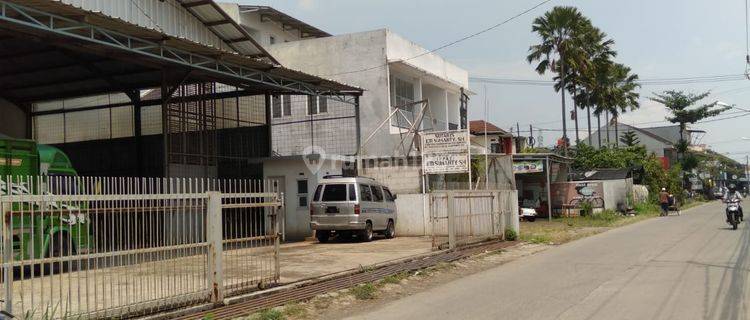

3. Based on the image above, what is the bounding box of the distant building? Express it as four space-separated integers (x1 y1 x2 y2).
582 123 693 168
469 120 514 155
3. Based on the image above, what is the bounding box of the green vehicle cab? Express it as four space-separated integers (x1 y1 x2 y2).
1 138 91 260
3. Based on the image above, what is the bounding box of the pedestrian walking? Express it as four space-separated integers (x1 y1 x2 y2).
659 187 670 216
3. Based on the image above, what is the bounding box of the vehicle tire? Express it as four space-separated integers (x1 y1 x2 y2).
527 217 536 222
316 230 331 243
733 222 738 230
384 220 396 239
360 222 374 242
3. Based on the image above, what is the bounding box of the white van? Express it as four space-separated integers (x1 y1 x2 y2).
309 176 397 242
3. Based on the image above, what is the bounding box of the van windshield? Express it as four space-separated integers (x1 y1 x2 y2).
322 184 348 201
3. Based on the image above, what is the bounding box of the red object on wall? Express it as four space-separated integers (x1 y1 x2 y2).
503 137 513 154
659 156 670 169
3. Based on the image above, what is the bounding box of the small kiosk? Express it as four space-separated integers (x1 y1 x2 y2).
512 153 573 220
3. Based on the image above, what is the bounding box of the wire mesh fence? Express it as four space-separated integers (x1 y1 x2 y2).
429 190 518 250
0 175 281 319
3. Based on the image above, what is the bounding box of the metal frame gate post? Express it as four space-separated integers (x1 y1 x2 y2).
447 192 456 250
2 201 11 318
206 191 224 304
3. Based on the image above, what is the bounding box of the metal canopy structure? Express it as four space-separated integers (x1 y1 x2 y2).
0 0 361 104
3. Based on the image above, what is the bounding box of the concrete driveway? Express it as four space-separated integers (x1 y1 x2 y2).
345 201 750 320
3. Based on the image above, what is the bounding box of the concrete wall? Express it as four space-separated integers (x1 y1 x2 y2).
220 3 307 46
267 30 392 156
385 31 468 88
263 157 344 241
266 29 470 157
601 178 634 212
0 98 27 138
360 157 423 195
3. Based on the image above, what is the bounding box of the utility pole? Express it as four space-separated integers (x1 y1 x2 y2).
746 155 749 193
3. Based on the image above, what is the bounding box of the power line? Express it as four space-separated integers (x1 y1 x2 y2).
469 74 748 87
323 0 553 76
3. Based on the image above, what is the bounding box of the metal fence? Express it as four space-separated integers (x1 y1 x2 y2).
429 190 518 250
0 176 281 319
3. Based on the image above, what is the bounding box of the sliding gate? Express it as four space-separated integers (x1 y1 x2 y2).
0 176 282 319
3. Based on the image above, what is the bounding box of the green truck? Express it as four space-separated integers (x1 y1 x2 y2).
1 138 90 259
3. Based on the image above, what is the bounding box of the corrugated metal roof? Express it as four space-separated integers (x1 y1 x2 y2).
238 5 331 38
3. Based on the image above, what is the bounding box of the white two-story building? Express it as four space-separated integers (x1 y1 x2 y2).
220 3 472 239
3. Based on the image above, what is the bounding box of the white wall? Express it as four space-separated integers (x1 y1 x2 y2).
220 4 308 46
385 31 469 88
263 158 344 241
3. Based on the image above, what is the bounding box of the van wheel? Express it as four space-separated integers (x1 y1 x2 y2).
384 220 395 239
360 222 374 242
316 230 331 243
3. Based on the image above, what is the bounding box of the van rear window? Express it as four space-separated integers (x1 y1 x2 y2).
322 184 348 201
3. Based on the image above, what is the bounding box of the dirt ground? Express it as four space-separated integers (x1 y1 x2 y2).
240 243 551 320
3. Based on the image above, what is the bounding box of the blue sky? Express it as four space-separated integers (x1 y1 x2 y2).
240 0 750 161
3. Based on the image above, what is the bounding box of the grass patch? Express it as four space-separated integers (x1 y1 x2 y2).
350 283 377 300
382 271 409 284
282 303 307 318
250 309 285 320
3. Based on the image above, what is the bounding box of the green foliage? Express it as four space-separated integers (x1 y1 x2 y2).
572 144 646 170
252 309 285 320
505 227 518 241
634 202 660 215
350 283 377 300
619 130 640 147
382 272 410 284
650 91 730 127
579 201 594 216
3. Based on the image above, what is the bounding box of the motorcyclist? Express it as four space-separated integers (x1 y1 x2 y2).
724 184 744 222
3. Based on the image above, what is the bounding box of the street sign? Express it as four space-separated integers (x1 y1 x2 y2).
423 153 469 174
421 130 469 154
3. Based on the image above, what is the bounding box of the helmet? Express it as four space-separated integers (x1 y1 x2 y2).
729 184 737 192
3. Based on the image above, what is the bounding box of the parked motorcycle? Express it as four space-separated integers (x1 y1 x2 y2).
726 198 742 230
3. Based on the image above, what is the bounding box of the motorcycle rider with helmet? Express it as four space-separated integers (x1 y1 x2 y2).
724 184 744 222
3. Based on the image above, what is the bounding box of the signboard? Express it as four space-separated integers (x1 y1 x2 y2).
421 129 469 174
513 160 544 174
551 181 605 208
421 130 469 154
423 154 469 174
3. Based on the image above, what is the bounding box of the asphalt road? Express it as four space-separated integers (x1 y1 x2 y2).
345 201 750 320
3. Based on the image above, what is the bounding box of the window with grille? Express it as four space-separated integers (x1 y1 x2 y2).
307 96 329 115
391 77 414 109
272 95 292 118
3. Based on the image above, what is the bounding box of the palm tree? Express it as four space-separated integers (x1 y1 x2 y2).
605 63 640 147
528 6 590 154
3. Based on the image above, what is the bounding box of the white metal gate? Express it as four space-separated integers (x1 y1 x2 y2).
0 176 282 319
429 190 518 250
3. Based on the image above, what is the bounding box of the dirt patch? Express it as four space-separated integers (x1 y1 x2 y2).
236 243 550 320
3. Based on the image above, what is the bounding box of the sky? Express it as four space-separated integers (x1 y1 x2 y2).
239 0 750 162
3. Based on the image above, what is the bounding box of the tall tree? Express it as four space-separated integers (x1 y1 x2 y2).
650 90 731 186
650 91 730 149
605 63 640 147
619 130 640 147
527 6 590 154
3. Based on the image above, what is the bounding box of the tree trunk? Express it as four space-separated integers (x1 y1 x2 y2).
573 84 579 144
587 105 592 146
597 113 602 148
605 111 610 145
560 59 568 155
614 115 619 148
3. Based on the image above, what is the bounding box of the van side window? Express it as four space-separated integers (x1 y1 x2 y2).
371 185 384 202
383 187 395 202
348 184 356 201
313 185 322 202
359 184 373 201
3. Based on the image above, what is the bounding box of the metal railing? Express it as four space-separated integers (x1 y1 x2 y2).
0 176 282 319
429 190 518 250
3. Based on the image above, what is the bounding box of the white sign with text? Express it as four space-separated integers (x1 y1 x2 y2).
421 130 469 154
